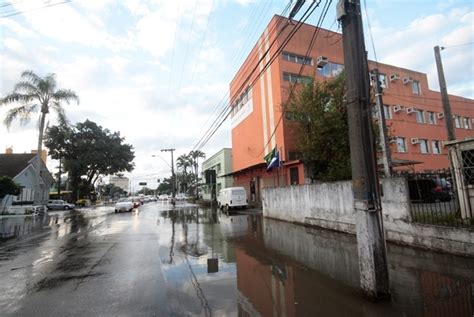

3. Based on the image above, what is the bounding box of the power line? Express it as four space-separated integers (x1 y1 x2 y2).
193 2 321 152
0 0 72 18
256 0 333 158
191 3 301 152
190 2 294 148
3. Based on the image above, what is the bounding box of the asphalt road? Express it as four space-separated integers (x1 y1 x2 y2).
0 202 237 316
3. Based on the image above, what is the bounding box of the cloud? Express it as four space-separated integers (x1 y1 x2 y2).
368 7 473 97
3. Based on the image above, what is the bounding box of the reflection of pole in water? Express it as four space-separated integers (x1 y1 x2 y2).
169 211 175 264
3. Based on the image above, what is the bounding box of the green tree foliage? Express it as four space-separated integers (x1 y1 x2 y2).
44 120 135 199
157 177 173 195
100 183 126 197
0 176 21 199
285 73 351 181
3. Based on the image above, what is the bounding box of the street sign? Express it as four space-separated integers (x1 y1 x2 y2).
139 182 147 186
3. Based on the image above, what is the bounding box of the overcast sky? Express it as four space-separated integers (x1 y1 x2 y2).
1 0 473 191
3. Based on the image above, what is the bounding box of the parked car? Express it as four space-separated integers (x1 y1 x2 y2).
46 199 75 210
115 198 134 213
408 178 452 202
217 187 248 213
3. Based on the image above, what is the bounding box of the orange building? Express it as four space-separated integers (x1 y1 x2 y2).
229 15 474 201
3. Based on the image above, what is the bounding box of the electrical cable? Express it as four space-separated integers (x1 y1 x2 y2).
190 1 292 148
0 0 72 18
253 0 333 159
193 2 320 152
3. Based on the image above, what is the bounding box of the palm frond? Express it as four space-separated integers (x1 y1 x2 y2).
0 92 36 106
20 70 41 86
51 101 70 126
53 89 79 104
3 104 39 129
14 81 39 95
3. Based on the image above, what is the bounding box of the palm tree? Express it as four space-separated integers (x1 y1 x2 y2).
1 70 79 203
189 150 205 196
176 154 192 193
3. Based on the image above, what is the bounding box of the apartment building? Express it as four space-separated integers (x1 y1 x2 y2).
229 15 474 200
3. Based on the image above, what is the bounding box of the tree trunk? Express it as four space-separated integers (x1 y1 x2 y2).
33 109 47 205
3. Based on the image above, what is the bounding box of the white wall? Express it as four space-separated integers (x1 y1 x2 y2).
263 177 473 256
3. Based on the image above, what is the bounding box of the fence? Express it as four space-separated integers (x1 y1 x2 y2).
400 170 473 228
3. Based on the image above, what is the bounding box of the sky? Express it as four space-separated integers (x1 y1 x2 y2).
1 0 473 191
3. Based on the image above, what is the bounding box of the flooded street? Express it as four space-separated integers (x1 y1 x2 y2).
0 202 473 316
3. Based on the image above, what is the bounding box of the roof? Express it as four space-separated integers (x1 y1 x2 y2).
0 153 36 178
220 162 267 178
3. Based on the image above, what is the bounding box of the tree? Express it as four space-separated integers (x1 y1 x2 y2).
1 70 79 203
176 154 192 193
188 150 205 196
0 176 21 199
284 73 351 182
44 120 135 200
157 177 173 195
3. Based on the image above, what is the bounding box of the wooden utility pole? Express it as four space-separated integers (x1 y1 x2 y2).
372 69 392 177
161 148 176 203
337 0 390 299
434 46 455 141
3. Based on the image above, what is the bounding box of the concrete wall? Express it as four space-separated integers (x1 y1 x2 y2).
263 177 473 256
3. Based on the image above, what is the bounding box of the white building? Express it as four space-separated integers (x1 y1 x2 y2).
201 148 233 200
109 175 130 192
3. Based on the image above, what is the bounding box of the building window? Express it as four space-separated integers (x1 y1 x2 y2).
370 72 388 88
412 80 421 94
288 151 303 161
290 167 299 185
282 52 312 65
383 105 391 119
231 87 252 117
415 109 425 123
454 116 461 128
420 139 429 154
432 140 441 154
396 137 407 153
283 72 312 84
317 62 344 78
463 117 471 129
427 111 436 125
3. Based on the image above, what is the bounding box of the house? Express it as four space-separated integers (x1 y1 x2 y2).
229 15 474 201
201 148 233 200
0 153 53 212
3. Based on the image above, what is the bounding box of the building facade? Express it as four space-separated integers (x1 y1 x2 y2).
0 153 53 212
201 148 233 200
229 15 474 200
109 175 130 193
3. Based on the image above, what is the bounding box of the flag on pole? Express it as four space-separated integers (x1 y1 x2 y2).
264 147 280 171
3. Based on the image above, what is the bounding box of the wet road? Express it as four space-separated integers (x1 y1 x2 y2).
0 202 473 316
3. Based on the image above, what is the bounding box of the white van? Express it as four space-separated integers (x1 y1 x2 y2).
217 187 248 212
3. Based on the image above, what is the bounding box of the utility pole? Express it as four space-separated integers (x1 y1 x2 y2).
161 148 176 203
337 0 390 299
434 45 455 141
372 69 392 177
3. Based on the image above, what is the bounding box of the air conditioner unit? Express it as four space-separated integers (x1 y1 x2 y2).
316 56 328 67
402 77 413 85
388 137 398 144
406 107 415 114
393 105 403 113
411 138 420 145
437 112 445 119
390 74 400 82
